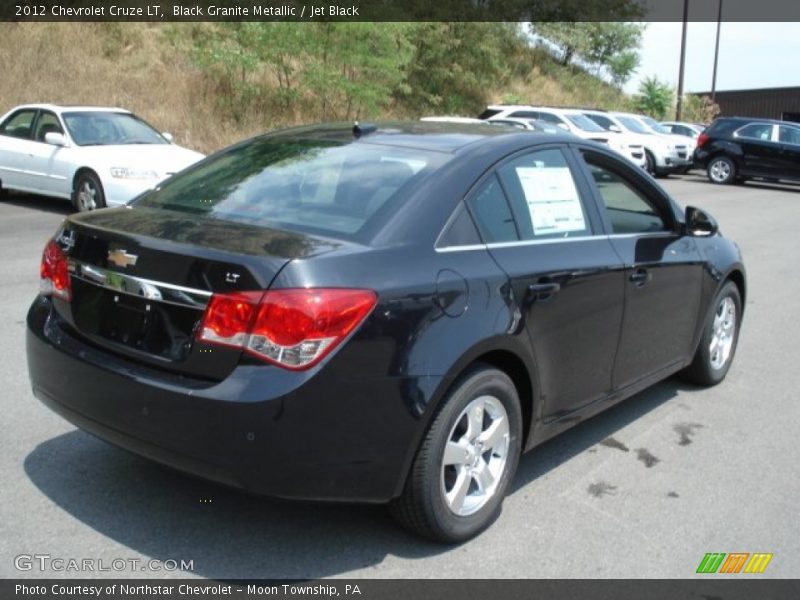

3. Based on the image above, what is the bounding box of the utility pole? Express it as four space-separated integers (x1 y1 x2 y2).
711 0 723 102
676 0 690 121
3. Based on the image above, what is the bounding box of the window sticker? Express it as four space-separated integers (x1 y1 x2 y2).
515 166 586 235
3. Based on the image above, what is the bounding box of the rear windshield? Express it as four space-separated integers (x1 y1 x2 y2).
134 138 447 239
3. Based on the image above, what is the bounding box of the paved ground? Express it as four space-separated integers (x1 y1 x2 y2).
1 174 798 579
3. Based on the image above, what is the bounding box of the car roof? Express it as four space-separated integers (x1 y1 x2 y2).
10 104 131 114
714 116 789 126
258 121 575 154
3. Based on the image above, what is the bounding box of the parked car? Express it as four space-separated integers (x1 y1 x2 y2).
694 116 800 184
486 117 562 134
480 104 647 168
0 104 204 211
420 116 490 125
661 121 705 138
584 110 687 176
635 115 697 171
27 122 746 542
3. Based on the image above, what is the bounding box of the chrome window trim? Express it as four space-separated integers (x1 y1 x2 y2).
435 231 676 253
69 260 212 309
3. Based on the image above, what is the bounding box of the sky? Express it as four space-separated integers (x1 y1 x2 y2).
624 22 800 95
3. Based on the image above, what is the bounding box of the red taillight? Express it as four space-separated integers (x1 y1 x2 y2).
40 239 72 302
197 288 377 370
697 132 710 148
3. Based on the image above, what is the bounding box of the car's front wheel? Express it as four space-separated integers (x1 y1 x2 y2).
73 171 106 212
682 281 742 386
707 156 736 185
390 365 522 543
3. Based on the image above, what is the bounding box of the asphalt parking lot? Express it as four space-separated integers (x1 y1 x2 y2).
1 173 798 579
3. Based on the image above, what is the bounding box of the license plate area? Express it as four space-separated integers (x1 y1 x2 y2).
71 278 203 361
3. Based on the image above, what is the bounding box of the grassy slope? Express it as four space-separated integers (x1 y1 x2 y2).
0 23 630 154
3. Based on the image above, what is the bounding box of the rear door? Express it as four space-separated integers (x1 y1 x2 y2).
734 122 781 177
465 145 625 420
577 148 703 389
0 108 39 190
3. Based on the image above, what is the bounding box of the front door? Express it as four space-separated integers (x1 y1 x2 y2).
579 149 703 390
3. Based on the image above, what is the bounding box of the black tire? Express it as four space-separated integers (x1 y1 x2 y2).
389 365 522 543
72 171 106 212
681 281 742 386
644 150 656 176
706 155 736 185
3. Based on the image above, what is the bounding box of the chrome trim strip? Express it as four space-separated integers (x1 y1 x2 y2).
435 231 678 253
69 260 212 309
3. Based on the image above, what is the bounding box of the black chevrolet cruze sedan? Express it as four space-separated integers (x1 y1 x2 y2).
27 122 745 542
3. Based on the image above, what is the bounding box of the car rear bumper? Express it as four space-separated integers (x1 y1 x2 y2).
26 297 430 503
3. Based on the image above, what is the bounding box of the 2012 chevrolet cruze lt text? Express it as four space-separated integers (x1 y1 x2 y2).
27 123 745 542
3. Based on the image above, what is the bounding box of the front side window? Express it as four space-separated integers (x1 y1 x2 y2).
497 148 591 240
736 123 773 141
135 138 445 239
778 125 800 145
62 112 168 146
509 111 540 119
0 110 37 139
33 111 63 142
583 154 668 234
585 114 616 131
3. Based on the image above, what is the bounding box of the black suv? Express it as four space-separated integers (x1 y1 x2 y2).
694 116 800 184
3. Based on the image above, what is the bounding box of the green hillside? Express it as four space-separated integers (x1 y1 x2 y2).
0 23 632 154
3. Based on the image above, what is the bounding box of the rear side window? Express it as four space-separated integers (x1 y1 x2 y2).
509 111 540 119
736 123 773 141
778 125 800 145
497 148 591 240
478 109 502 120
465 175 518 243
583 154 668 234
0 109 37 139
135 139 446 239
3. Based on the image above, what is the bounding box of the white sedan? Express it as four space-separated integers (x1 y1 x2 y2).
0 104 204 211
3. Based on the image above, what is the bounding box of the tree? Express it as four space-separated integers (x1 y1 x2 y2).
606 50 640 87
681 94 720 124
635 76 674 120
533 22 643 85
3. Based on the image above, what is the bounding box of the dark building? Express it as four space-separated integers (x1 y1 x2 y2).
693 86 800 122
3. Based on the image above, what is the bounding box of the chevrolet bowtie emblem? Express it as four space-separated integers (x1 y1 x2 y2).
107 249 138 268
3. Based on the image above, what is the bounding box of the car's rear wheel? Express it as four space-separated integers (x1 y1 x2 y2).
390 365 522 543
73 171 106 212
682 281 742 386
707 156 736 184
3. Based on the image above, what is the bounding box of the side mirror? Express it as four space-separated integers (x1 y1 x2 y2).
557 123 569 131
609 124 622 133
44 132 68 147
162 132 174 142
685 206 718 237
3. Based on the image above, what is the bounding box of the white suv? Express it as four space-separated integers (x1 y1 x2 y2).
583 110 686 176
480 105 647 168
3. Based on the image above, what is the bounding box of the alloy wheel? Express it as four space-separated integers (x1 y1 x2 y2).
441 395 510 517
709 296 736 370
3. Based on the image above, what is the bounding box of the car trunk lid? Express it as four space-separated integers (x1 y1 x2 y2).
55 206 348 381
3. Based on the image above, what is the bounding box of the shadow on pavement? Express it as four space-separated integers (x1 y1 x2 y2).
24 377 694 578
1 192 73 215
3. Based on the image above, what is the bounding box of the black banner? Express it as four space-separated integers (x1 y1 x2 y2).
4 580 800 600
3 0 800 22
